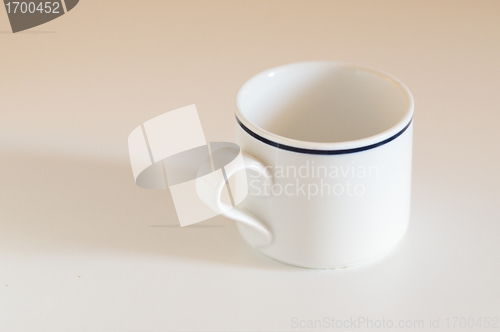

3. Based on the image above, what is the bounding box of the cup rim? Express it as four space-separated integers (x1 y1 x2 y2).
235 61 414 154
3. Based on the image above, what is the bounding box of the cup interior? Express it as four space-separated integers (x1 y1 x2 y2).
237 62 412 143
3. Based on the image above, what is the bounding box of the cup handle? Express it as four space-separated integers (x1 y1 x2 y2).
222 151 273 248
197 150 273 248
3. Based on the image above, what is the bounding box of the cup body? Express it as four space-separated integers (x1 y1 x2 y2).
234 61 414 268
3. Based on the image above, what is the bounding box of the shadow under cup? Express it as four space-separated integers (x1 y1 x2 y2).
234 62 414 269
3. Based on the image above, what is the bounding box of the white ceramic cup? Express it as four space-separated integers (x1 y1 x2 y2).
220 61 414 268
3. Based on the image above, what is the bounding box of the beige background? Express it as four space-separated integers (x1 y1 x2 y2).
1 1 499 331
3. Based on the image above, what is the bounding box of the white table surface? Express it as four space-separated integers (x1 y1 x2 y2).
1 1 499 331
